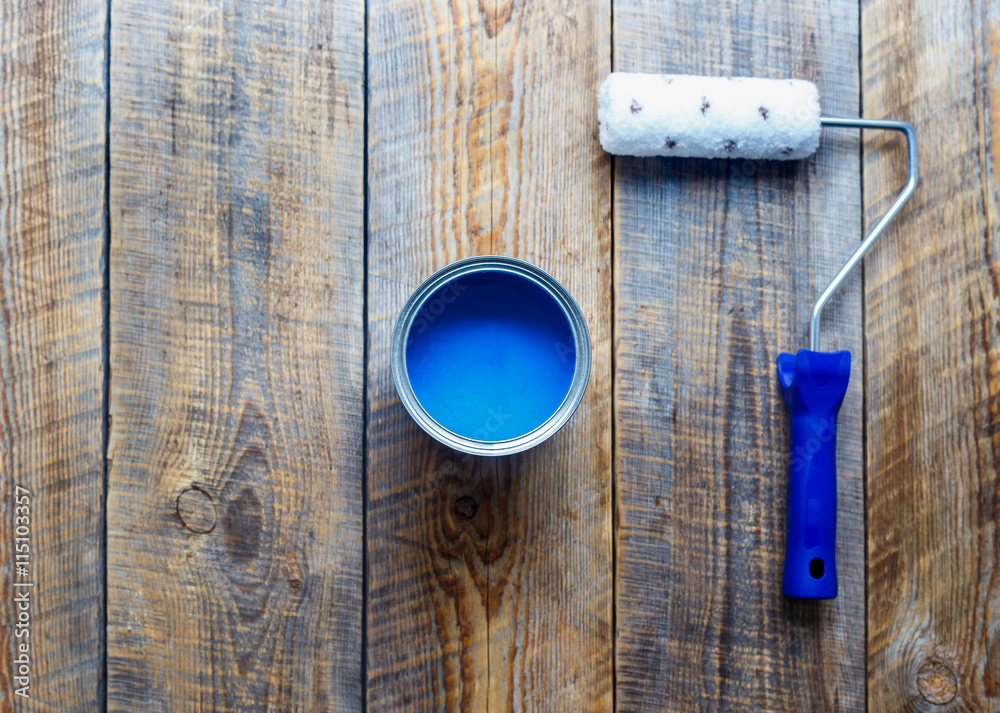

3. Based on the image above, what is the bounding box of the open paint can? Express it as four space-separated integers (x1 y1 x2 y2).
391 256 591 456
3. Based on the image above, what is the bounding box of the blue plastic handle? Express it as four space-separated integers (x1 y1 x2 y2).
776 349 851 599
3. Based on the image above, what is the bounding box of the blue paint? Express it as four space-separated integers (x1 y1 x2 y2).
405 270 576 441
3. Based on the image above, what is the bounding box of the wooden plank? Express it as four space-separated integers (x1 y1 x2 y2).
0 0 107 709
612 3 865 712
106 1 364 710
366 0 613 709
864 0 1000 710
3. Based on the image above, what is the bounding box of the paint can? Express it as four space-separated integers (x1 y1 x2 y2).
391 256 591 456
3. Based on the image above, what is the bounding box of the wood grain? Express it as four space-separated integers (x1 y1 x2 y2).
366 0 613 710
0 0 107 710
106 1 364 710
612 2 865 711
863 0 1000 710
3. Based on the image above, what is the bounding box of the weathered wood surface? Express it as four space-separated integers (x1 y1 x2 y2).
863 0 1000 710
612 2 866 711
106 1 364 711
4 0 996 710
365 0 613 710
0 0 107 710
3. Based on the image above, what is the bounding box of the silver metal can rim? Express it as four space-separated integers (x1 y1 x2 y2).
390 255 591 456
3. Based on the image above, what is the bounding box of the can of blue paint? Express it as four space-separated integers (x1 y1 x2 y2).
391 256 591 456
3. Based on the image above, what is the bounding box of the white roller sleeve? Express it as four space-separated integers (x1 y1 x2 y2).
598 73 822 160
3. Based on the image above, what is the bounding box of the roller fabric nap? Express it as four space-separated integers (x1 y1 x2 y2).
598 73 822 160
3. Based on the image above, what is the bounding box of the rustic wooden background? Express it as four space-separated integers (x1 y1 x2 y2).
1 0 997 711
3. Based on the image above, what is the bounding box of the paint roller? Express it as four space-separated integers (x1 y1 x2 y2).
598 73 918 599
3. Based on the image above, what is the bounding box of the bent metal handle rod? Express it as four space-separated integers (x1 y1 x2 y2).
810 118 918 352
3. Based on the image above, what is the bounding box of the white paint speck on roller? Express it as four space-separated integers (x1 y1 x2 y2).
598 73 822 160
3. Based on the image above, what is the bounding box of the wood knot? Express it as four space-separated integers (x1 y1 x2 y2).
176 487 216 533
452 496 478 521
917 661 957 705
